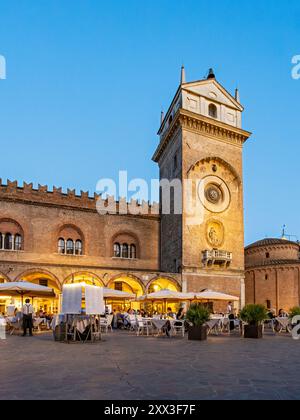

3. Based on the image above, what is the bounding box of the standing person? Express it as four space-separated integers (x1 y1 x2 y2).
22 299 35 337
227 301 233 315
227 302 235 332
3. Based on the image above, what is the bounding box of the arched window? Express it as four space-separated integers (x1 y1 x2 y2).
114 243 121 258
0 220 24 251
112 233 139 259
208 103 218 119
4 233 13 250
58 238 65 254
122 243 129 259
130 244 137 259
15 234 22 251
66 239 74 255
75 240 83 256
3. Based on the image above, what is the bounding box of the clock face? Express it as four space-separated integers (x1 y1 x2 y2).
198 176 231 213
205 185 223 205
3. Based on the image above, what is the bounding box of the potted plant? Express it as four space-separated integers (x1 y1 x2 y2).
289 307 300 320
186 304 211 341
240 304 268 339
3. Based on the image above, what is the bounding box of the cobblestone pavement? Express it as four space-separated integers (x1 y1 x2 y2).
0 331 300 400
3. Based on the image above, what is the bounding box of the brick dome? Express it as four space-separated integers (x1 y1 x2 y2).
245 238 300 268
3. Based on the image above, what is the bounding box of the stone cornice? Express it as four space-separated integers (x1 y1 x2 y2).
153 109 252 163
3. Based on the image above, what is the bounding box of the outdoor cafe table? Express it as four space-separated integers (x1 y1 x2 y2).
141 318 172 336
150 318 169 335
144 318 186 336
274 317 291 333
206 319 221 334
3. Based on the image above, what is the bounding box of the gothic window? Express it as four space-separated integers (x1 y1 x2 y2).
130 244 137 259
58 238 65 254
113 242 138 259
0 220 24 251
4 233 13 250
208 103 218 119
58 225 84 256
266 253 270 259
113 233 139 259
15 234 22 251
114 243 121 258
75 240 83 256
66 239 74 255
122 243 129 259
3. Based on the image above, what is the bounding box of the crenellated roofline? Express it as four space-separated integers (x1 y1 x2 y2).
0 179 160 218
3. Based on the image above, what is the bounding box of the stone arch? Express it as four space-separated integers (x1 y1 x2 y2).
146 275 181 293
63 271 104 287
0 271 10 283
187 156 241 185
15 268 62 291
107 273 145 296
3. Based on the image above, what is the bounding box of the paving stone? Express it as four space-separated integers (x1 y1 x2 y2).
1 332 300 400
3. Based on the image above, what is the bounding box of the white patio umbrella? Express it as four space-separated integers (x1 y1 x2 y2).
138 289 195 312
194 290 239 302
103 288 136 300
138 289 195 301
0 281 56 304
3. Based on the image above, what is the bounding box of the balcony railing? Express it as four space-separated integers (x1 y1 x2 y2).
202 250 233 267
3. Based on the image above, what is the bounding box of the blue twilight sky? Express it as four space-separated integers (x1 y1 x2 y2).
0 0 299 245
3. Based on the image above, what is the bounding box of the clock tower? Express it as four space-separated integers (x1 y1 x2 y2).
153 68 251 306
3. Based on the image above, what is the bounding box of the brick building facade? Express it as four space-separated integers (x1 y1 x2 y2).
245 238 300 313
0 69 252 312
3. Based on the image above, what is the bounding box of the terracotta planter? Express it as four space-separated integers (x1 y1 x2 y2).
188 325 207 341
244 324 263 339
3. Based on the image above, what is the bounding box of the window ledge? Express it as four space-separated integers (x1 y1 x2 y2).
112 257 138 261
55 253 85 257
0 249 24 253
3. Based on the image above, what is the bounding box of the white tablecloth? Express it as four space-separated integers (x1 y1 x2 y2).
151 319 168 331
275 317 290 329
206 319 221 330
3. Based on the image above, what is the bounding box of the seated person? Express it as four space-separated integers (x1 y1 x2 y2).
176 307 185 320
166 307 176 319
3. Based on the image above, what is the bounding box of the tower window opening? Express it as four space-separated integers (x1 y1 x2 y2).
208 103 218 119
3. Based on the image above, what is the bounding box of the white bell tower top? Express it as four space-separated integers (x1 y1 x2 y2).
158 68 243 140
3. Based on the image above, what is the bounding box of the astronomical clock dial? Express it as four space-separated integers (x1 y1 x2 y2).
198 175 231 213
